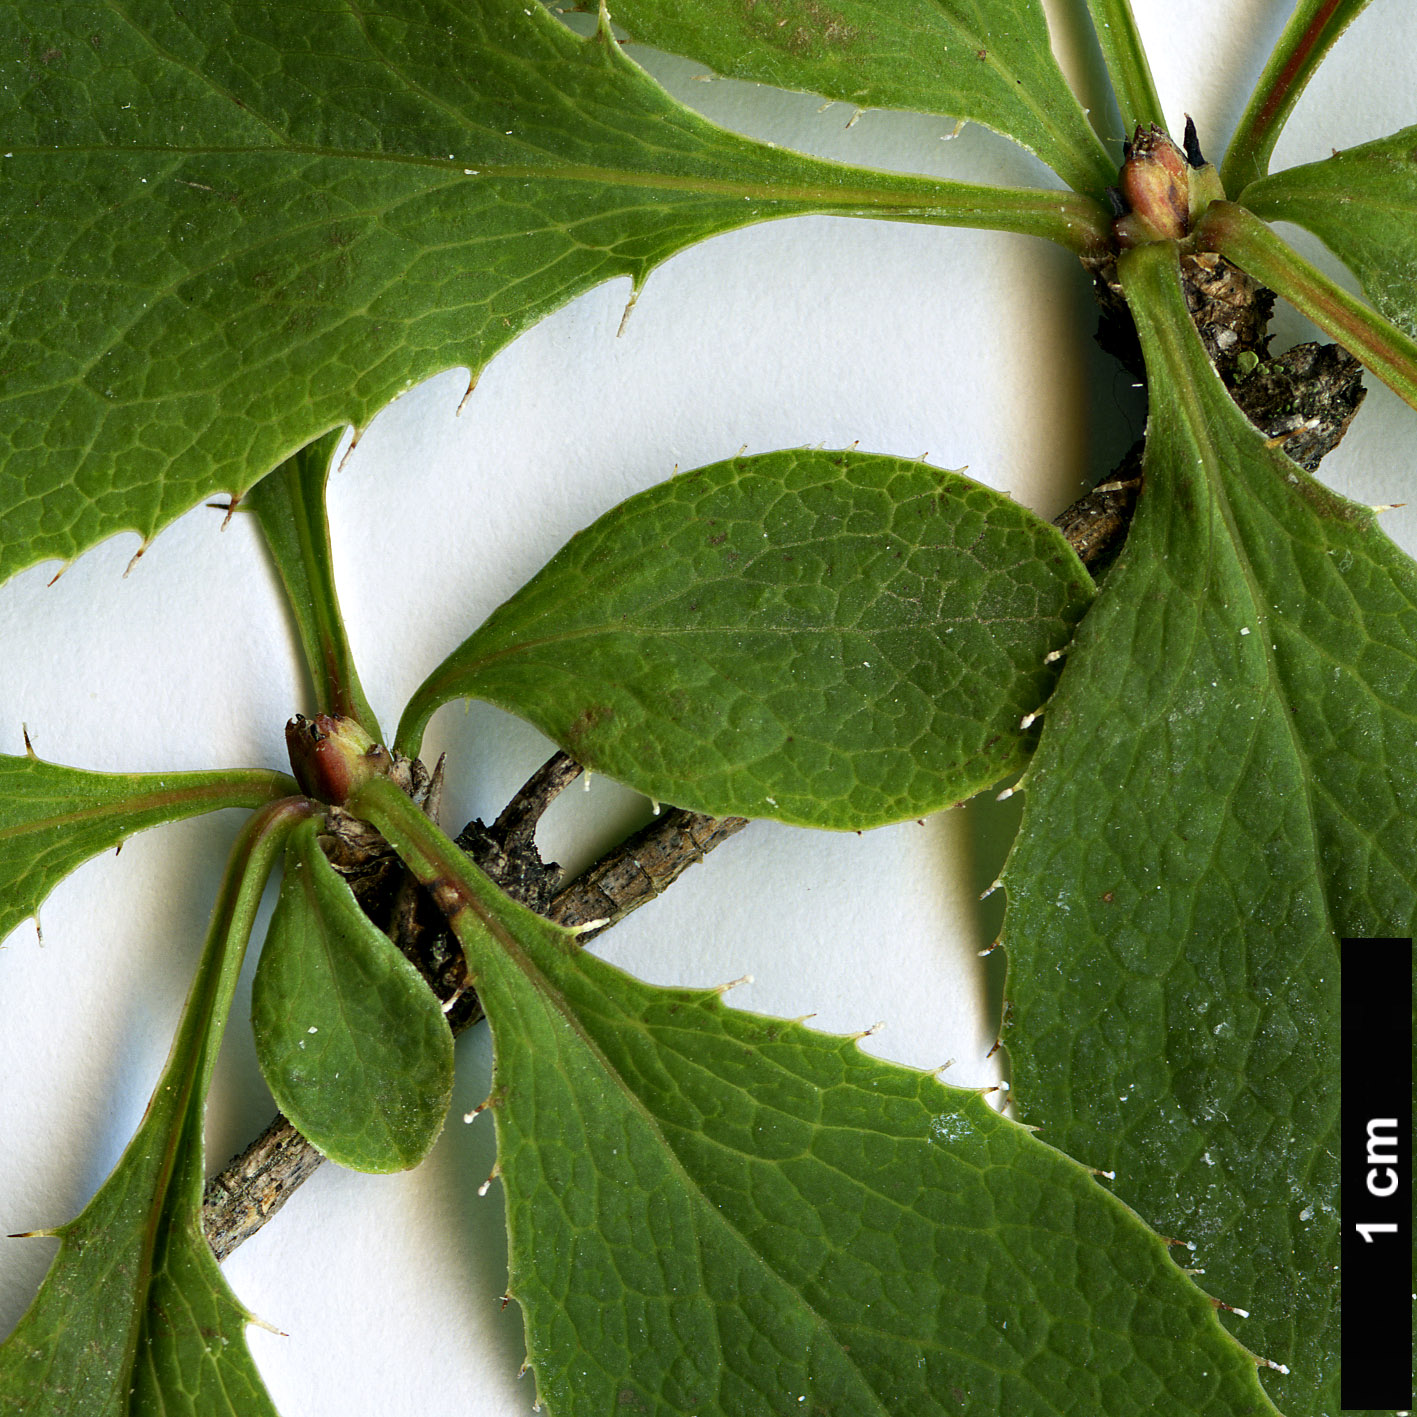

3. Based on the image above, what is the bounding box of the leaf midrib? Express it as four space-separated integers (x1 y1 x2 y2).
415 816 894 1415
1142 253 1339 939
3 142 1032 216
497 951 894 1415
0 776 283 844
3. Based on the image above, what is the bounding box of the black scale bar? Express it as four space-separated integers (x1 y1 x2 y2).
1341 937 1413 1411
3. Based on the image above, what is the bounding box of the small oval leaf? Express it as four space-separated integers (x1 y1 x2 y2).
252 816 454 1173
397 449 1094 829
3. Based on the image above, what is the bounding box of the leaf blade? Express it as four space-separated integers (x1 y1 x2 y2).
598 0 1115 194
1239 126 1417 335
0 0 1107 585
251 815 455 1173
396 449 1095 829
0 753 296 945
0 799 308 1416
1001 239 1417 1416
352 773 1282 1417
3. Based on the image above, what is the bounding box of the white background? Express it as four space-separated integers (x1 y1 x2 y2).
2 1 1415 1411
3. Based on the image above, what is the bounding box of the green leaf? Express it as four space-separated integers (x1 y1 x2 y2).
247 430 383 740
0 798 308 1416
0 750 296 945
1000 239 1417 1417
0 0 1108 587
1082 0 1165 135
597 0 1113 194
396 449 1094 829
1220 0 1376 192
251 815 454 1173
351 773 1280 1417
1239 126 1417 335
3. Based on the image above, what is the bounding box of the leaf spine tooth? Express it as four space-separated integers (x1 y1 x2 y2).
977 937 1000 957
8 1227 59 1239
206 496 241 527
845 107 863 130
1209 1297 1250 1318
1371 501 1406 513
1019 707 1044 730
123 540 151 578
1264 419 1321 449
714 973 753 995
1043 647 1066 664
462 1099 488 1123
995 785 1016 802
852 1020 886 1041
616 285 641 338
21 723 35 758
933 1058 956 1077
338 428 362 473
478 1161 502 1197
568 917 610 936
1088 1166 1117 1181
456 371 480 417
46 561 70 588
1256 1356 1290 1375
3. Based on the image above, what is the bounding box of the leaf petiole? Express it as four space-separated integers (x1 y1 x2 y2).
1220 0 1375 192
1084 0 1167 136
247 430 384 741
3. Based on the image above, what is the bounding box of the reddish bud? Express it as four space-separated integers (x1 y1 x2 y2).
1114 124 1191 247
285 713 391 805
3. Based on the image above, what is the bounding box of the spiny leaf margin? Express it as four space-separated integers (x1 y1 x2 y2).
0 0 1105 586
595 0 1114 194
352 772 1281 1417
396 447 1095 829
0 751 296 946
0 797 311 1416
1000 238 1417 1417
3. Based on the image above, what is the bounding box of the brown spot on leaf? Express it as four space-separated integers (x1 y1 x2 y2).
566 704 614 746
